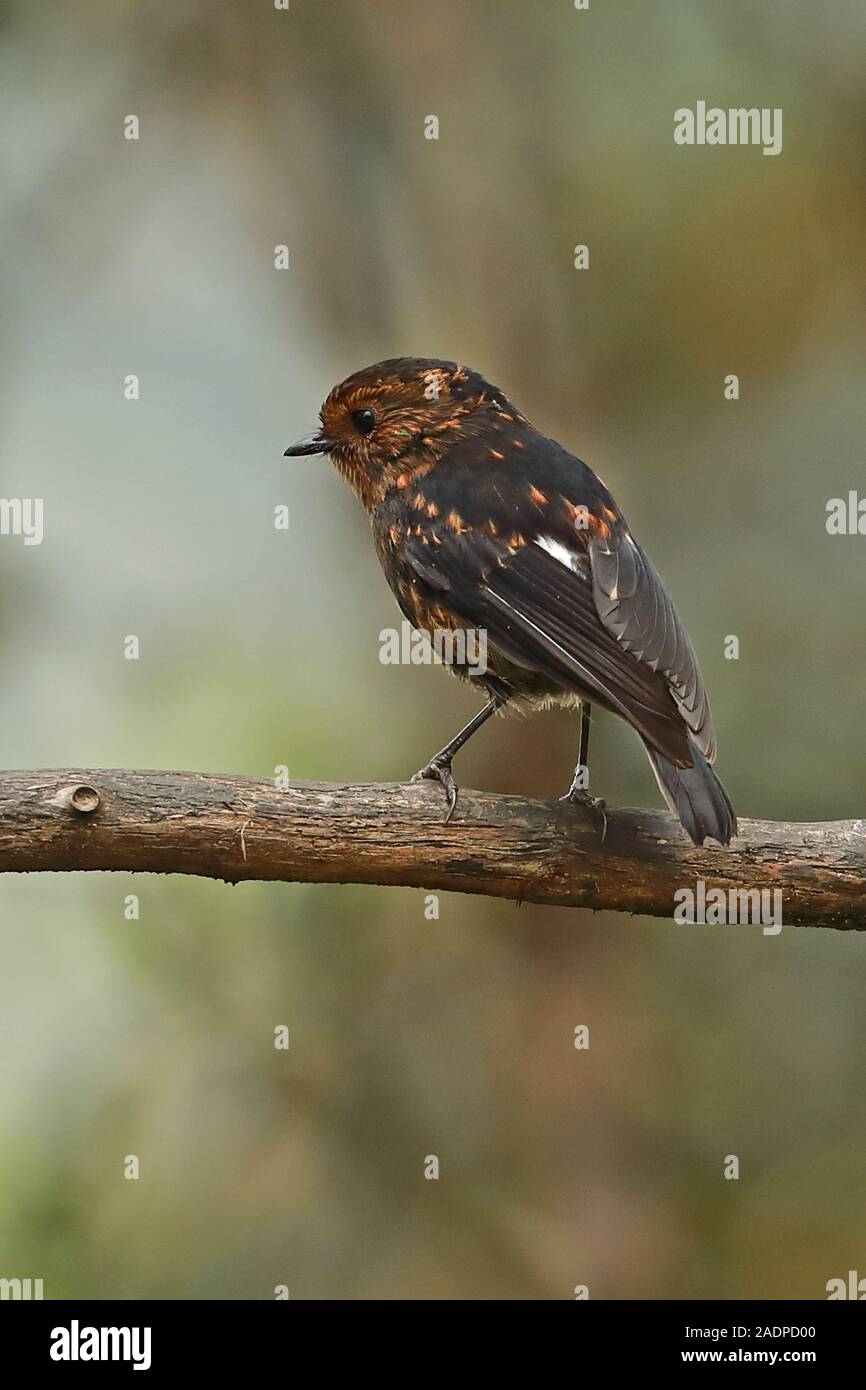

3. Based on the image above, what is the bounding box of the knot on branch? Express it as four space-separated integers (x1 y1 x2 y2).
55 783 101 816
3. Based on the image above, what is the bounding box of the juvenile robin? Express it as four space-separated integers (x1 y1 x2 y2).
285 357 736 846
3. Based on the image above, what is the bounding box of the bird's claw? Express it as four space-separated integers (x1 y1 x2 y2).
560 788 608 842
412 758 459 824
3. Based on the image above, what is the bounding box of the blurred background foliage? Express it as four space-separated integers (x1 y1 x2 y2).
1 0 865 1299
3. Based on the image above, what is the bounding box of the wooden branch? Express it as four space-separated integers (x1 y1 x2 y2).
0 770 863 929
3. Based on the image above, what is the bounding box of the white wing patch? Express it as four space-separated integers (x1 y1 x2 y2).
534 535 579 572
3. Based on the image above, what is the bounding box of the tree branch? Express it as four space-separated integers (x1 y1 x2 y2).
0 769 862 929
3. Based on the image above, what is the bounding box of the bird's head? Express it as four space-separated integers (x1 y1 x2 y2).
284 357 520 508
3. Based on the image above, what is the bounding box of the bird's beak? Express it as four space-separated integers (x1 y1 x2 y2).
283 431 332 457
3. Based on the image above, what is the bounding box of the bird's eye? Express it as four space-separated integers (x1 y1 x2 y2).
351 408 376 436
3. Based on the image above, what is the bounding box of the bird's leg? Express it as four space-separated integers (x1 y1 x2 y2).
562 700 593 799
412 695 505 824
561 701 607 838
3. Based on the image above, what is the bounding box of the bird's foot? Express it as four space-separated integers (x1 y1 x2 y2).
411 757 459 824
560 787 608 841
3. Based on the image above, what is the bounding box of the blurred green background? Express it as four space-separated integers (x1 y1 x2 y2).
1 0 865 1300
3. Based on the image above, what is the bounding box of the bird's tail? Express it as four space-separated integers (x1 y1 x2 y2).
644 741 737 847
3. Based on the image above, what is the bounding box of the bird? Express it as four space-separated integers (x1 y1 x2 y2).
285 357 736 847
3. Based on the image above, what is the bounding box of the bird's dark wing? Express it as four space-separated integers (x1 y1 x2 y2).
589 530 715 761
376 434 715 767
389 517 693 767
